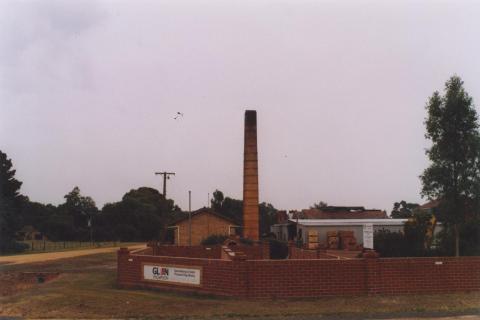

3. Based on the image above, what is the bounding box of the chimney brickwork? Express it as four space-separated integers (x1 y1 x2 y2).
243 110 259 240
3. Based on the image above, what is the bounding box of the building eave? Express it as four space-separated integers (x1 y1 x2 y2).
288 218 409 226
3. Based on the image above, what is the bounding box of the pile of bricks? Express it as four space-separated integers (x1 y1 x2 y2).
326 231 361 250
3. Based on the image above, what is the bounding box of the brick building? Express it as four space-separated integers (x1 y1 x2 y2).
169 208 239 246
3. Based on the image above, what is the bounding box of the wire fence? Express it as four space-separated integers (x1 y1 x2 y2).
20 240 121 252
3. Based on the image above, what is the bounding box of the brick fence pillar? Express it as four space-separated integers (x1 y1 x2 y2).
261 241 270 259
117 247 130 283
232 254 249 297
288 241 294 258
316 247 326 259
363 250 380 295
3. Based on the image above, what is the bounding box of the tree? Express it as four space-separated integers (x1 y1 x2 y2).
57 186 98 240
123 187 179 216
210 189 243 223
98 187 180 241
310 201 328 210
0 150 24 252
0 151 22 200
211 190 225 212
421 76 480 256
19 201 57 230
259 202 278 236
403 210 435 256
391 201 419 218
210 189 278 238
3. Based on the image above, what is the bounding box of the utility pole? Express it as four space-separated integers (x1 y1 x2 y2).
88 217 93 245
154 172 175 197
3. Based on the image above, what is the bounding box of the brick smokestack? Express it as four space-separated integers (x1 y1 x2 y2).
243 110 259 240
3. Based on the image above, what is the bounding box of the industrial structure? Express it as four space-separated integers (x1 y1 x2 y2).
243 110 260 240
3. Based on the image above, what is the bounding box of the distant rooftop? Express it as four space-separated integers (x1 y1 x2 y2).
169 207 238 226
290 207 388 220
289 218 408 226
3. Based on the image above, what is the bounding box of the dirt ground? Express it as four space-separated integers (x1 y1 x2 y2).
0 252 479 319
0 243 145 265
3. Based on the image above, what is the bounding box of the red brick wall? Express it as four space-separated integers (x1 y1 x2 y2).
117 248 247 297
368 256 480 295
247 259 365 298
148 243 269 260
118 248 480 298
289 246 336 260
231 243 269 260
149 245 222 259
289 246 316 259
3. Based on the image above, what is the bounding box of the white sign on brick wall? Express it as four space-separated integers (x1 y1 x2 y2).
363 224 374 249
143 264 201 286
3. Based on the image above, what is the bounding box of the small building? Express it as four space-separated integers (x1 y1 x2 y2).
271 218 408 249
284 219 408 245
168 208 240 246
271 206 407 249
15 225 47 241
271 206 392 245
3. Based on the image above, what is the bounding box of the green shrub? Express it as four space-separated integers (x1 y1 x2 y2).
269 239 288 259
239 237 254 246
434 220 480 256
201 234 228 246
374 229 408 257
374 226 446 257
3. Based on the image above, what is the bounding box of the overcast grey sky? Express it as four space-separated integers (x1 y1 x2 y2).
1 0 480 213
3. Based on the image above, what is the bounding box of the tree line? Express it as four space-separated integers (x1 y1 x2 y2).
0 150 278 253
0 153 183 253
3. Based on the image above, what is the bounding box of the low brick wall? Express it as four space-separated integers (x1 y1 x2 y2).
233 243 269 260
149 245 222 259
289 246 336 259
117 248 246 297
247 259 365 297
148 243 269 260
369 257 480 294
118 248 480 298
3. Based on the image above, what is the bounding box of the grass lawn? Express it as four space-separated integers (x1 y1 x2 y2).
0 252 479 319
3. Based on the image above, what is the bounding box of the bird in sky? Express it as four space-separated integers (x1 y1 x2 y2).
174 112 184 120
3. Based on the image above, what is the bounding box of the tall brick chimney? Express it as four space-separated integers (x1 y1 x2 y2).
243 110 259 240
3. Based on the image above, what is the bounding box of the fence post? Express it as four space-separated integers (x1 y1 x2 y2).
43 239 46 251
